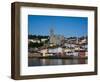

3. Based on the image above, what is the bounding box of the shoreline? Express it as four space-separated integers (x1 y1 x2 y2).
28 56 87 59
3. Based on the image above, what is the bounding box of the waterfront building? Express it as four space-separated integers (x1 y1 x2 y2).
48 47 63 54
73 52 79 56
40 48 48 56
79 51 85 57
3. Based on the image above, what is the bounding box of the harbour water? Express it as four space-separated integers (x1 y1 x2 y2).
28 58 87 66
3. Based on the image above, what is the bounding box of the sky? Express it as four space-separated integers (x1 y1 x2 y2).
28 15 88 37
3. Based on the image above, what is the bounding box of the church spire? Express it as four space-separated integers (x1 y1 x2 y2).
50 28 54 36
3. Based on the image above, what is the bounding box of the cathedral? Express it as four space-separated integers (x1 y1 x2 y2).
49 28 64 46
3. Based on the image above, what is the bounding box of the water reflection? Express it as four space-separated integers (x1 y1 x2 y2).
28 58 87 66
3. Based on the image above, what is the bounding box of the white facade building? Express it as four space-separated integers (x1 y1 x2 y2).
48 47 63 53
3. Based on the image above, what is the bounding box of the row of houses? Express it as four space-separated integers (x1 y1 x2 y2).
28 37 87 57
38 45 87 57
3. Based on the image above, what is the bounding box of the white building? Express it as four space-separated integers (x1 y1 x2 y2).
48 47 63 53
28 39 40 43
40 48 48 56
